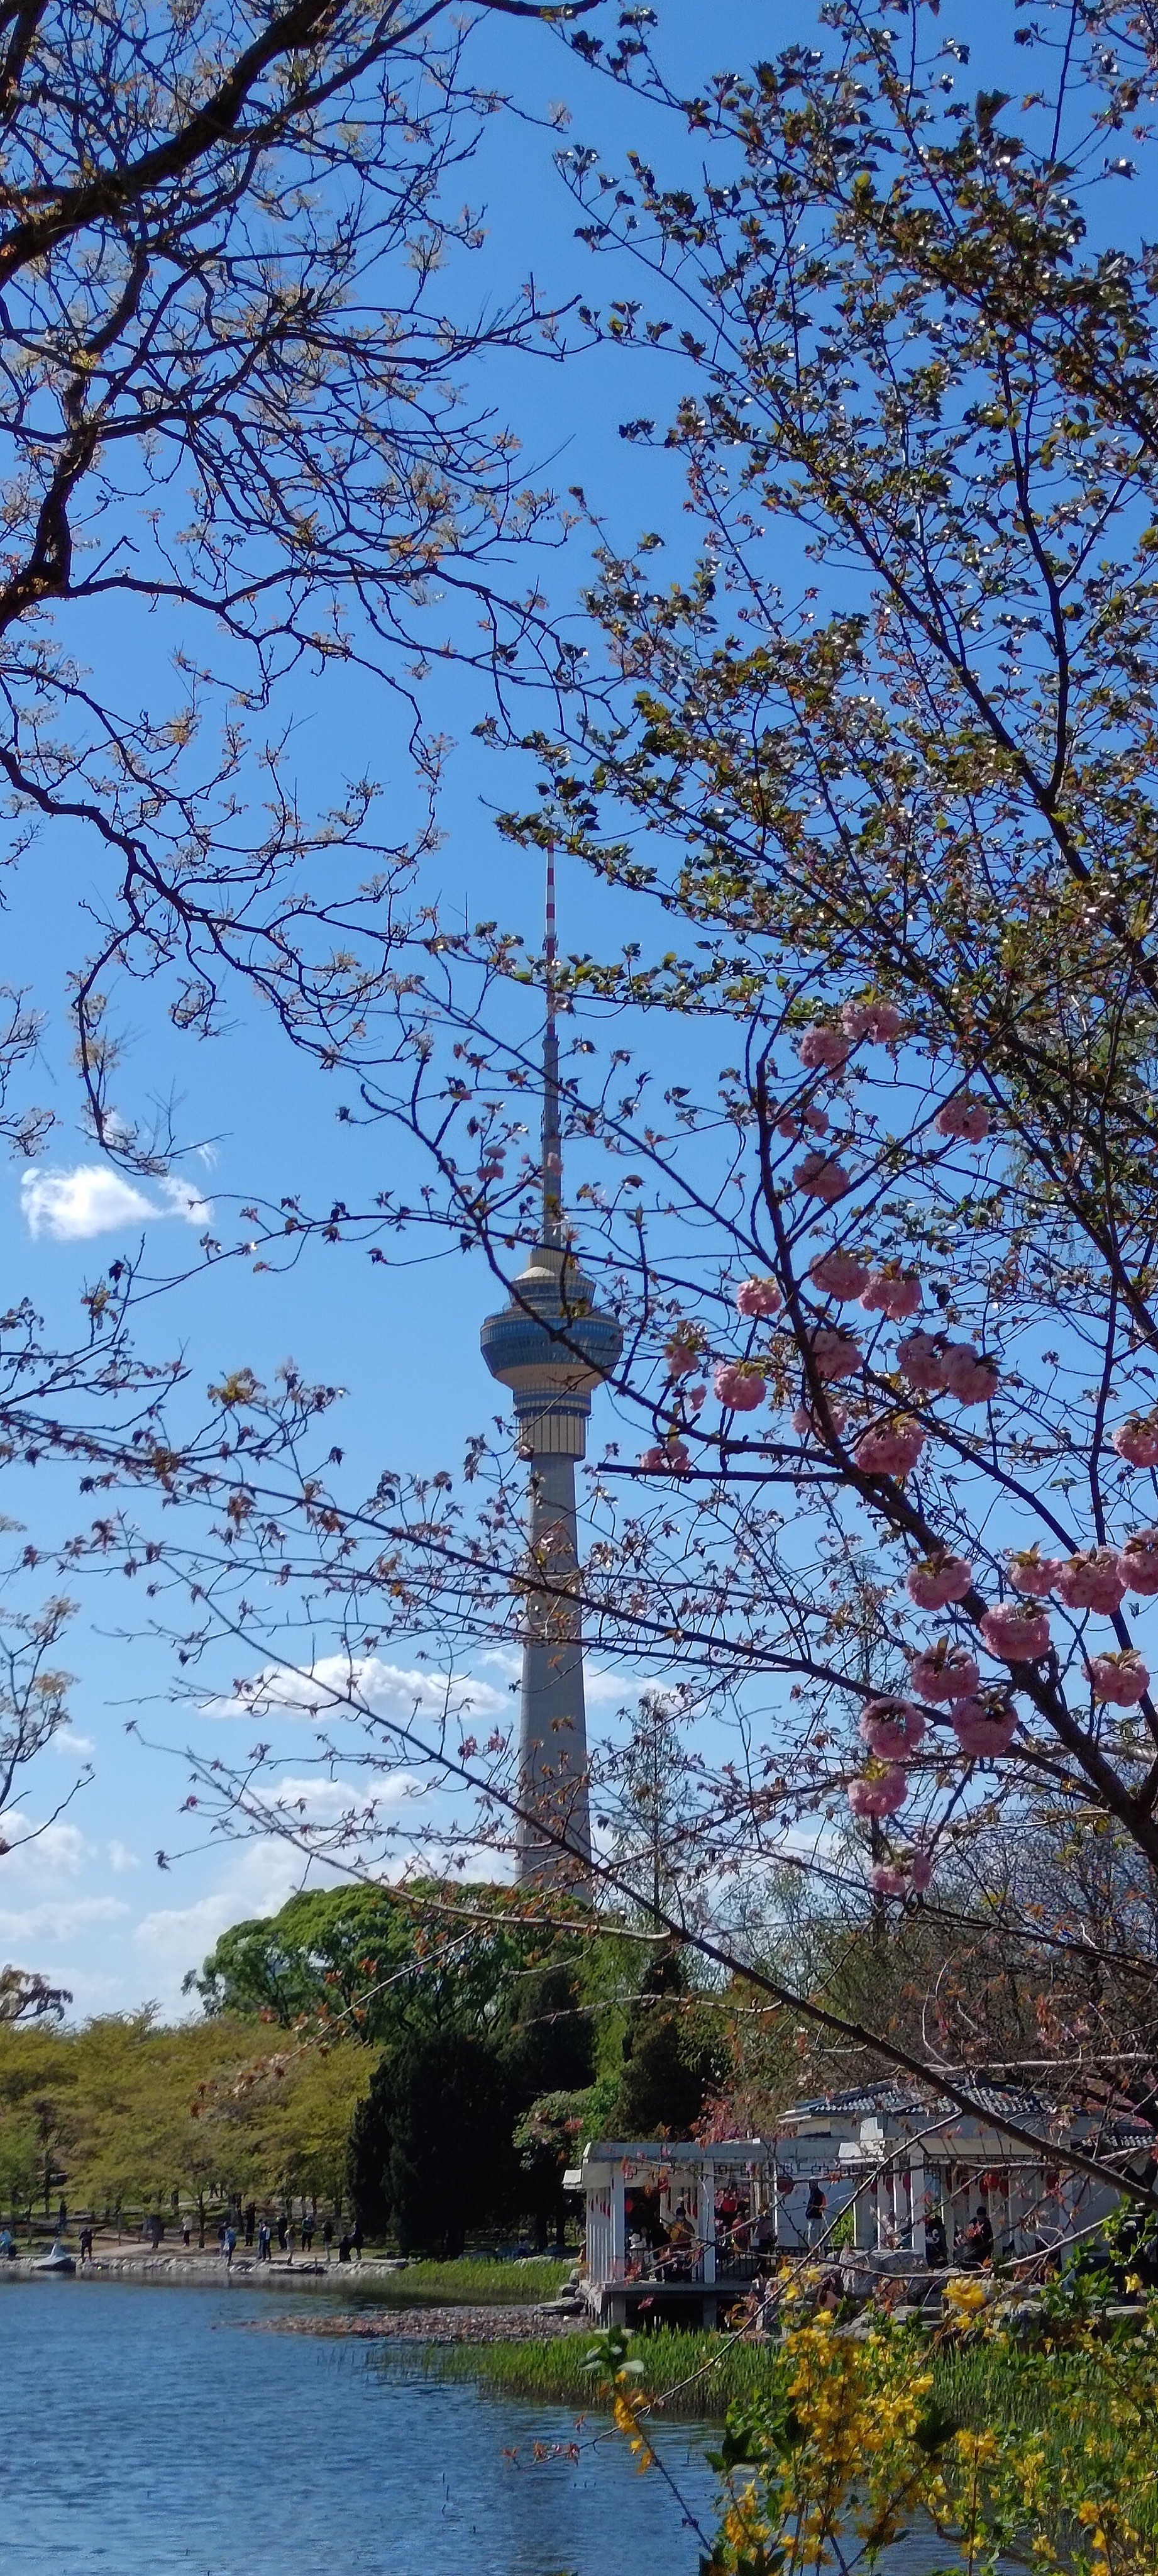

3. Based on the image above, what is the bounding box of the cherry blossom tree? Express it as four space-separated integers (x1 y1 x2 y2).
76 3 1158 2194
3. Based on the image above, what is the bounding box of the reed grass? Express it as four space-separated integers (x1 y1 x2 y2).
438 2326 788 2415
372 2257 573 2305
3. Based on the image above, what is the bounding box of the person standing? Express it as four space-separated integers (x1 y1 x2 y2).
285 2220 294 2266
257 2219 270 2262
351 2221 363 2265
180 2214 192 2250
301 2214 314 2255
79 2226 94 2265
322 2217 333 2263
224 2224 237 2270
805 2182 828 2247
276 2213 287 2254
244 2203 255 2249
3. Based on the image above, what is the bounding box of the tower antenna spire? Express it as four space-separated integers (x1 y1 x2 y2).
542 845 562 1251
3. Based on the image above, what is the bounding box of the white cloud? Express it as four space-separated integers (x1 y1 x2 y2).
133 1837 319 1967
107 1839 140 1874
49 1728 96 1758
270 1772 426 1823
21 1163 212 1242
0 1894 130 1945
0 1819 89 1881
211 1652 507 1726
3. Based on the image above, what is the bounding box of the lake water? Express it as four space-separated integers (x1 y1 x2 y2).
0 2280 718 2576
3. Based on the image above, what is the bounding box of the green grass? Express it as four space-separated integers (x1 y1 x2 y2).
367 2257 573 2306
438 2326 789 2415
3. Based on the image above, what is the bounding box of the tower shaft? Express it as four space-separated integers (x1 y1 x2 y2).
518 1451 590 1876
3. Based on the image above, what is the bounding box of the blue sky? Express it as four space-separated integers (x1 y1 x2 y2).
0 0 1101 2016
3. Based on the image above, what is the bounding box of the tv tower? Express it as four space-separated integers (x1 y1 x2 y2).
480 856 622 1884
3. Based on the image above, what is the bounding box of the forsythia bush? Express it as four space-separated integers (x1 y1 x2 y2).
702 2299 1158 2576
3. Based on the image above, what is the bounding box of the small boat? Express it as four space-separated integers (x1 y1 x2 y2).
31 2240 75 2274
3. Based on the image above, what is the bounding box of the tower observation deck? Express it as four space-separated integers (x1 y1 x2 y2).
480 858 622 1884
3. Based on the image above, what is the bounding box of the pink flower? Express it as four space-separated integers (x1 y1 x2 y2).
941 1345 1000 1406
687 1383 707 1411
910 1641 981 1704
905 1555 973 1611
908 1852 934 1893
896 1331 950 1394
1111 1416 1158 1469
859 1268 923 1321
776 1116 800 1141
847 1766 908 1819
842 999 904 1044
871 1863 908 1897
794 1151 852 1203
1117 1530 1158 1597
1006 1548 1064 1597
1088 1650 1150 1707
736 1276 782 1320
808 1326 862 1382
934 1096 991 1143
950 1700 1017 1758
639 1440 691 1475
804 1105 830 1135
664 1337 700 1380
859 1699 925 1758
714 1362 766 1413
791 1400 847 1438
809 1247 870 1300
980 1602 1051 1662
854 1421 926 1475
1054 1548 1127 1616
798 1026 851 1071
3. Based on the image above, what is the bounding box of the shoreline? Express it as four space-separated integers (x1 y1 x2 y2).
0 2250 583 2306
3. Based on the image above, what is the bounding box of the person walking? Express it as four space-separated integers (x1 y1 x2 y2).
79 2226 94 2265
224 2224 237 2271
276 2213 287 2254
285 2220 294 2266
805 2182 828 2248
180 2214 192 2250
243 2203 255 2248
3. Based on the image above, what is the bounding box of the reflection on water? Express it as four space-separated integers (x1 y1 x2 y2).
0 2279 988 2574
0 2280 714 2575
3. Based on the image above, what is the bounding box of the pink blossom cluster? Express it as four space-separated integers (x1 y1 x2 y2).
910 1641 981 1703
664 1336 700 1380
872 1850 934 1897
778 1105 830 1141
858 1698 926 1757
859 1267 922 1321
1087 1650 1150 1706
793 1150 852 1202
714 1362 766 1412
905 1553 973 1610
639 1439 692 1475
896 1334 1000 1405
808 1247 869 1300
841 999 905 1043
847 1765 908 1818
735 1275 782 1319
791 1399 847 1438
808 1326 862 1382
949 1699 1017 1758
797 1025 852 1071
1118 1530 1158 1595
979 1601 1051 1662
933 1096 991 1143
1111 1415 1158 1468
853 1420 926 1475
